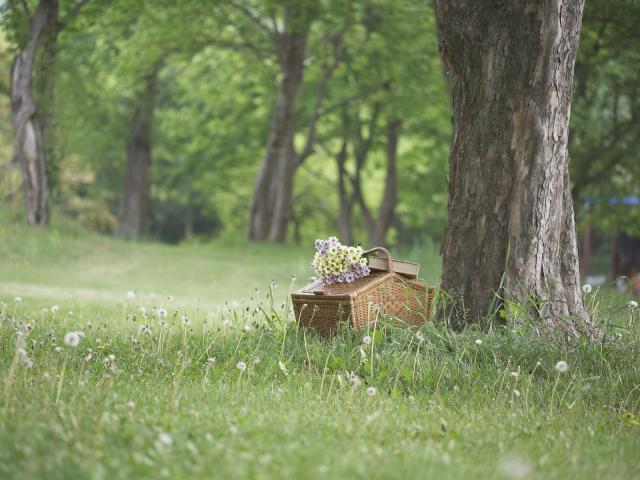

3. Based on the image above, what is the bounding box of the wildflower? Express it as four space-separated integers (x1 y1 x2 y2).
102 354 115 365
582 284 592 294
362 335 372 345
242 325 251 333
513 389 521 397
366 386 377 396
14 297 22 303
475 339 482 346
181 315 190 326
140 307 147 315
222 319 230 327
127 401 135 410
278 361 288 375
167 296 174 303
347 372 361 389
510 371 519 379
54 346 62 353
83 352 93 361
252 355 260 364
127 291 136 300
138 324 149 334
207 357 216 364
51 305 60 314
41 308 48 315
629 300 638 309
158 433 173 446
236 361 247 371
156 308 168 318
415 331 425 342
555 360 568 373
64 331 81 348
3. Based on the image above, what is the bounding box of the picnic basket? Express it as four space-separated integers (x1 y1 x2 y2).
292 247 434 333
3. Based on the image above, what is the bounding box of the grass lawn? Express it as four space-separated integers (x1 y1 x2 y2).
0 213 639 479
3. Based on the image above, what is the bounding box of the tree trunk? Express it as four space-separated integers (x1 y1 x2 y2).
434 0 592 334
248 23 307 242
9 0 59 226
369 118 401 247
118 69 158 239
336 138 354 245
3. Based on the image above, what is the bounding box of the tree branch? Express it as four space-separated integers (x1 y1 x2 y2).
230 0 274 40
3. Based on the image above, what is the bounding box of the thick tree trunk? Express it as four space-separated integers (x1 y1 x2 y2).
248 25 307 242
434 0 592 334
9 0 59 226
118 69 158 239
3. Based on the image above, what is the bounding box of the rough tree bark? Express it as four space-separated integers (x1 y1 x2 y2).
434 0 592 334
118 68 159 239
9 0 59 226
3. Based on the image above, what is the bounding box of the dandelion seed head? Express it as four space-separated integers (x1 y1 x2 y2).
555 360 568 373
513 389 521 397
51 305 60 314
415 331 425 342
510 371 519 379
628 300 638 309
475 339 482 346
366 386 377 396
156 308 168 318
41 308 48 315
14 297 22 303
252 355 260 364
126 291 135 300
236 361 247 371
181 315 190 325
582 284 592 294
362 335 372 345
158 433 173 446
207 357 216 364
64 331 81 348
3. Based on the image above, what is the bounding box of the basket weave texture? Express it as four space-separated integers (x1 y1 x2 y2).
292 247 434 333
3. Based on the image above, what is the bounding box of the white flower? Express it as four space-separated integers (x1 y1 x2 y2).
51 305 60 314
54 346 62 353
181 315 190 325
138 324 149 333
236 361 247 371
628 300 638 309
207 357 216 364
242 325 251 333
252 355 260 364
347 372 361 389
127 291 136 300
156 308 168 318
278 361 288 375
41 308 48 315
366 386 377 396
513 389 521 397
582 284 592 293
140 307 147 315
14 297 22 303
102 354 115 365
555 360 568 373
415 331 425 342
475 339 482 346
83 353 93 361
64 331 81 347
158 433 173 446
510 371 519 379
362 335 372 345
127 401 136 410
222 319 230 327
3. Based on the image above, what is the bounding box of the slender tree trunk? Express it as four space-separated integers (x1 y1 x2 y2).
369 118 401 247
434 0 592 334
9 0 59 226
118 69 158 239
248 25 307 242
335 138 354 245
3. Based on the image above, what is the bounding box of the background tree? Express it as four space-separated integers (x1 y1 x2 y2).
434 0 592 333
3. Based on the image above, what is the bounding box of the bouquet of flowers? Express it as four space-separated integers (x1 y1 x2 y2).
311 237 370 284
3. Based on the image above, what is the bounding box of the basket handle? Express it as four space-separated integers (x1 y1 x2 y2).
363 247 394 273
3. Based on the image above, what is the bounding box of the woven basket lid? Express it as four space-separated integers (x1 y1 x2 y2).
295 272 392 298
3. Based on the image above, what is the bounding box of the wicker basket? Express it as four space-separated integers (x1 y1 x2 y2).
292 247 434 333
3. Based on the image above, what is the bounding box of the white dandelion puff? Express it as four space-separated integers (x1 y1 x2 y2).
242 325 251 333
181 315 190 325
555 360 568 373
510 371 519 379
51 305 60 314
41 308 48 315
64 331 81 348
512 389 521 398
628 300 638 309
127 291 136 300
14 297 22 303
252 355 260 364
582 284 592 294
366 386 377 396
415 331 425 342
475 339 482 346
362 335 372 345
158 433 173 446
236 361 247 371
156 308 168 318
207 357 216 364
347 372 361 389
